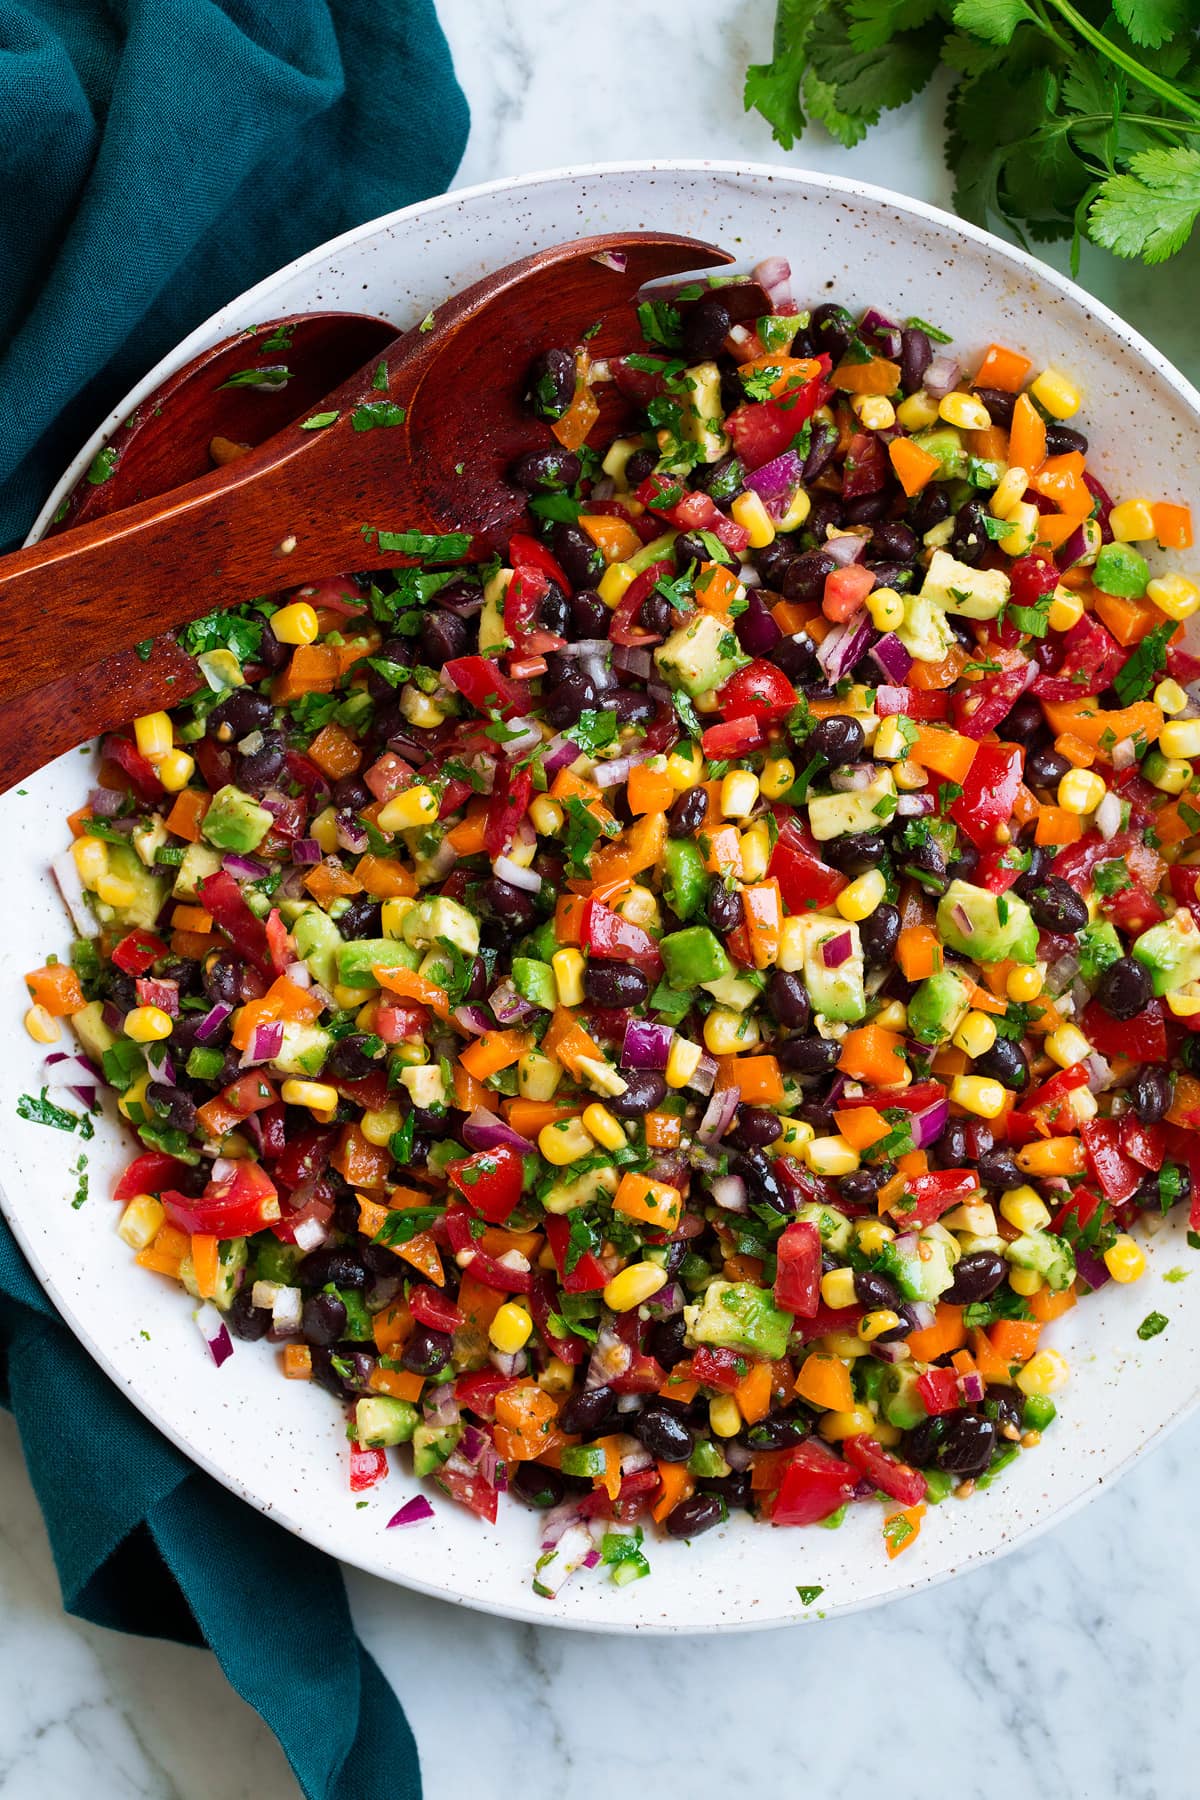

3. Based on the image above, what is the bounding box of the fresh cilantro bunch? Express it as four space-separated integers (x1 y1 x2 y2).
745 1 1200 268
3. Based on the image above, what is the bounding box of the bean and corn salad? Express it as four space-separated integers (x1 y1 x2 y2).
25 259 1200 1596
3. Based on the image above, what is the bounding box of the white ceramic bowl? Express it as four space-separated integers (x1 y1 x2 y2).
4 163 1200 1634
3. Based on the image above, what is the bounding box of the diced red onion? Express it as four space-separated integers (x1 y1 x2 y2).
953 904 974 936
87 785 126 818
534 1523 595 1597
869 632 913 683
698 1086 740 1146
387 1495 435 1528
1111 737 1138 773
194 1302 233 1368
689 1049 718 1096
1045 953 1080 999
438 588 483 618
612 644 653 680
593 753 651 790
923 355 961 399
823 532 868 568
498 718 541 759
1074 1245 1111 1292
735 589 783 656
712 1173 749 1213
195 1001 233 1043
830 762 878 793
292 1214 329 1253
869 1340 911 1365
335 811 370 856
621 1017 675 1070
649 1154 690 1192
241 1020 284 1067
752 255 793 311
493 854 541 893
488 979 538 1026
958 1369 986 1405
540 1499 589 1548
892 1233 919 1259
463 1104 536 1156
822 931 852 969
223 852 269 881
557 638 611 660
643 1280 685 1318
543 733 581 776
906 1300 936 1332
53 852 99 938
271 1287 302 1334
910 1099 950 1149
423 1385 461 1429
859 308 902 358
746 448 802 503
817 614 874 682
290 836 322 866
1087 1052 1116 1094
722 1438 755 1472
896 793 935 816
592 249 627 272
452 1003 492 1037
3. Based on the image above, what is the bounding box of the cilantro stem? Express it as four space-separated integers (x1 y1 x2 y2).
1067 113 1200 137
1043 0 1200 124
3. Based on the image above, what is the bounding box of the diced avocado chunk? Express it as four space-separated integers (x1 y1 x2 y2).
680 360 730 463
661 925 731 989
937 879 1038 965
908 967 974 1045
879 1363 927 1431
412 1418 462 1477
1078 918 1122 985
95 842 169 931
921 548 1010 620
336 936 419 990
541 1164 619 1216
512 956 557 1011
1094 541 1149 599
877 1234 956 1304
688 1439 731 1478
1006 1230 1076 1291
400 1062 447 1109
654 609 749 698
402 895 480 957
292 907 343 990
702 968 764 1012
797 915 866 1023
355 1396 419 1446
172 841 222 901
808 769 897 841
271 1022 331 1077
200 784 274 854
1132 910 1200 995
663 837 707 921
898 591 958 664
911 425 968 481
794 1201 853 1254
478 567 512 656
72 999 117 1064
684 1280 794 1360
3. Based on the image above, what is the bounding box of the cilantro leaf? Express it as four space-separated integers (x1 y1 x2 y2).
1137 1310 1169 1341
744 0 825 150
566 710 619 756
1091 147 1200 265
1112 0 1188 51
1113 620 1175 705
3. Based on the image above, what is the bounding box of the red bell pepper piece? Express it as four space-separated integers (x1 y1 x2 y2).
875 685 952 720
1081 998 1168 1064
764 1441 858 1525
435 1459 499 1523
111 930 169 977
791 1301 866 1342
973 848 1022 894
578 1465 662 1522
950 743 1023 849
953 660 1032 741
270 1126 334 1191
113 1149 190 1202
915 1367 960 1417
1118 1114 1165 1171
717 659 798 725
767 822 847 910
1035 611 1123 700
483 767 533 860
443 655 531 721
264 909 293 978
102 734 165 803
1049 1186 1102 1238
838 1079 947 1116
409 1284 465 1333
690 1344 750 1393
701 716 764 759
162 1161 280 1237
610 561 674 647
509 533 571 593
543 1212 609 1294
454 1370 521 1419
1019 1061 1090 1118
503 566 547 638
198 870 274 977
220 1071 279 1118
774 1219 821 1317
446 1144 524 1226
579 899 663 978
904 1169 980 1229
443 1207 534 1293
843 1434 927 1505
349 1442 389 1493
1081 1119 1142 1203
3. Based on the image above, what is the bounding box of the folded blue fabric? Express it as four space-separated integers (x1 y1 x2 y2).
0 2 468 1792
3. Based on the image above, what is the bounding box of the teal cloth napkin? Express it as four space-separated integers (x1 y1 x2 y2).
0 1 468 1792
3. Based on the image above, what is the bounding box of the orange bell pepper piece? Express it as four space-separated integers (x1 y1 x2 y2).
24 963 85 1016
579 513 642 563
1029 1281 1077 1324
374 963 451 1020
794 1352 854 1412
830 356 901 395
652 1462 696 1523
734 1358 773 1425
742 880 783 969
989 1318 1041 1365
835 1106 890 1151
626 762 674 814
888 436 941 497
1152 500 1192 550
909 724 979 784
1034 807 1083 846
369 1365 426 1402
838 1023 909 1087
904 1303 966 1363
354 854 417 899
973 344 1032 392
305 721 362 780
884 1502 926 1558
458 1028 531 1081
165 787 210 843
1093 589 1171 648
189 1234 221 1302
589 808 667 884
271 643 340 703
695 562 743 613
644 1110 682 1150
713 1054 784 1106
613 1172 683 1232
331 1123 391 1189
1008 392 1046 475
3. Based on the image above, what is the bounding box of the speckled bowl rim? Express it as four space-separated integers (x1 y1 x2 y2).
8 159 1200 1634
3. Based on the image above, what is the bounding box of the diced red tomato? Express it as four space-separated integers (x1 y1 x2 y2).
717 659 798 724
162 1161 280 1237
543 1213 609 1294
580 899 663 978
950 743 1023 849
409 1284 465 1333
904 1169 980 1229
113 1150 190 1202
1081 1119 1143 1203
445 1144 524 1225
111 930 169 977
349 1442 389 1493
701 717 764 759
1081 998 1168 1064
763 1441 858 1525
915 1367 960 1416
875 686 952 720
483 767 533 859
822 563 875 622
767 822 847 910
690 1344 749 1393
443 656 531 720
843 1435 927 1505
774 1219 821 1317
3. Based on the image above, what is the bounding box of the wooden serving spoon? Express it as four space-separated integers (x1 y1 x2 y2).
0 232 733 792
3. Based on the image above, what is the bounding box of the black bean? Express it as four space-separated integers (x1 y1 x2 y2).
1029 876 1088 935
946 844 980 887
843 493 893 529
854 1269 902 1311
1013 845 1051 899
782 549 837 605
909 486 952 535
769 634 818 682
1026 746 1070 790
824 831 887 873
670 785 708 836
560 1384 618 1436
401 1326 451 1376
742 1411 809 1451
1005 697 1048 746
146 1083 196 1133
509 446 581 492
964 1122 995 1161
974 1036 1030 1091
208 688 273 741
933 1119 970 1167
737 1149 793 1215
665 1492 726 1538
859 903 900 968
539 581 571 638
203 951 241 1008
1132 1066 1171 1125
902 832 948 893
237 728 287 791
525 348 576 420
637 594 674 637
1045 423 1088 456
622 448 656 488
542 673 599 728
903 1415 948 1468
336 897 383 941
839 1167 880 1208
985 1386 1024 1438
948 499 990 566
635 1404 695 1463
766 970 811 1032
944 1252 1007 1307
691 454 744 503
869 519 918 563
511 1462 567 1509
613 690 656 726
899 326 932 395
682 293 734 360
648 1315 689 1371
584 961 650 1008
1096 956 1153 1022
418 610 470 667
707 883 744 935
485 877 537 931
937 1414 997 1478
324 1034 378 1081
778 1034 842 1074
228 1289 271 1341
971 387 1016 429
297 1247 367 1290
301 1292 347 1347
566 589 608 639
808 714 865 765
810 302 855 362
550 521 606 589
329 775 369 815
730 1106 783 1151
976 1147 1023 1190
611 1070 669 1117
255 620 289 673
673 532 709 573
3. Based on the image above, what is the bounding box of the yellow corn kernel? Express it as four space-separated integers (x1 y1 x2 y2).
949 1074 1006 1119
874 1000 908 1033
280 1079 339 1118
360 1104 403 1147
1008 1265 1045 1297
738 820 771 883
837 869 886 922
853 394 896 432
939 391 992 432
1166 988 1200 1018
896 389 941 431
551 948 585 1008
529 794 564 837
1146 573 1200 623
604 1261 668 1314
271 601 320 645
94 871 138 908
952 1010 997 1059
616 885 660 932
819 1267 857 1310
858 1308 903 1343
1045 1023 1092 1068
155 749 195 795
1029 368 1081 419
731 489 776 548
1016 1348 1070 1397
133 711 173 760
704 1007 760 1056
400 685 447 729
665 1035 703 1089
989 465 1029 521
776 1116 815 1155
873 714 911 761
1109 498 1155 543
665 744 704 791
1159 718 1200 760
820 1330 870 1360
1154 678 1188 717
818 1406 875 1442
72 834 109 888
309 806 338 854
862 588 905 639
117 1073 151 1123
23 1004 61 1045
487 1301 534 1354
855 1219 895 1256
776 485 812 533
1151 758 1193 795
720 769 760 819
376 786 439 833
538 1117 595 1166
1066 1085 1098 1125
597 560 638 608
1000 1185 1052 1232
1057 767 1105 815
893 759 928 792
761 754 796 800
1047 586 1084 633
709 1393 742 1438
1006 964 1044 1003
805 1135 860 1178
998 501 1039 557
1104 1234 1147 1284
117 1194 166 1251
582 1103 626 1152
380 896 415 939
538 1356 576 1395
124 1005 173 1044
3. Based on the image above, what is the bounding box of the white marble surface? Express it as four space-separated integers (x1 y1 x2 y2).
3 3 1198 1795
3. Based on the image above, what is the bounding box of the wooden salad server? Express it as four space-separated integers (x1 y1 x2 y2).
0 231 735 791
